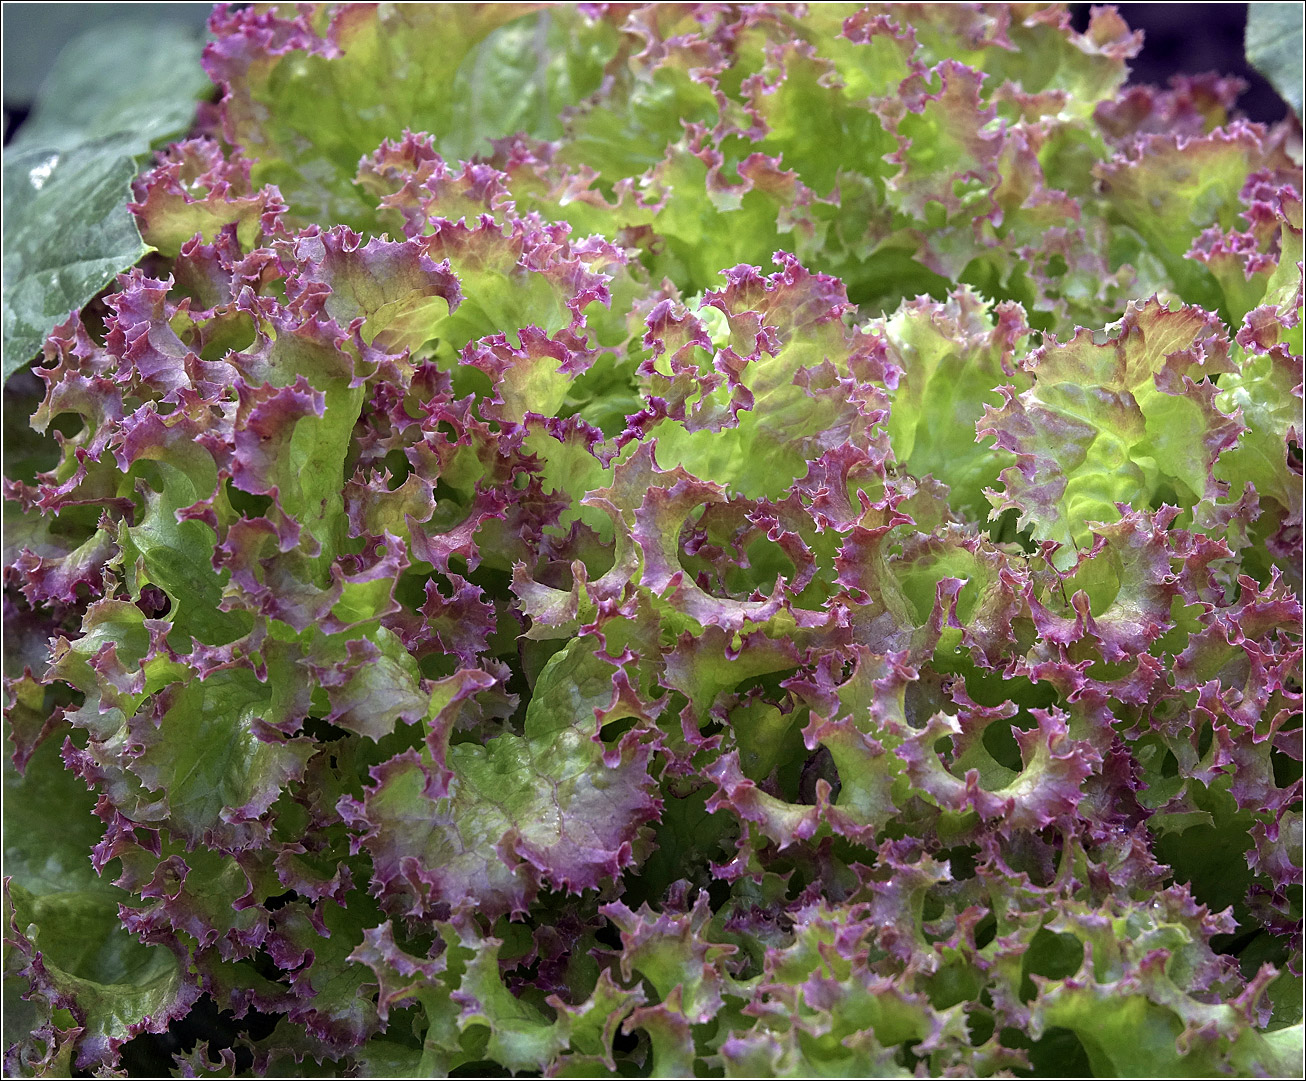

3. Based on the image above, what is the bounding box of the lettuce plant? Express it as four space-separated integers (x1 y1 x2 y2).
3 4 1303 1077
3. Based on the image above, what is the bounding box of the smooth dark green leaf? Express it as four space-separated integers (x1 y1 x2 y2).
2 23 209 383
9 24 211 154
2 136 149 381
1246 3 1305 120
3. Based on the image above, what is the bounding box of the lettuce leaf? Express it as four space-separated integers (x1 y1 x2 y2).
2 23 210 382
3 4 1301 1077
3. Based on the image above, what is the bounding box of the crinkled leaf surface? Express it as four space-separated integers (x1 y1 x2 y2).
345 638 659 920
2 3 1302 1078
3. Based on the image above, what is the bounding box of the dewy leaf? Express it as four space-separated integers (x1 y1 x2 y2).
3 138 151 384
1246 3 1304 121
3 22 209 383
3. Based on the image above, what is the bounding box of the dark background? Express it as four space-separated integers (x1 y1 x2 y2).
0 2 1297 146
1067 2 1287 122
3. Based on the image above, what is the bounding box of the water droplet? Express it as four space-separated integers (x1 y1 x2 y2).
28 154 59 192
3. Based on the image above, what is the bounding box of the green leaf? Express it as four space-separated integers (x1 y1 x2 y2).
1037 981 1303 1077
128 665 316 846
8 24 211 154
3 729 104 899
1094 127 1275 318
884 288 1030 519
979 300 1241 565
445 924 568 1073
210 6 614 229
347 639 659 920
642 258 883 501
120 447 249 647
2 23 209 383
2 137 150 383
3 738 193 1073
1246 3 1304 120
